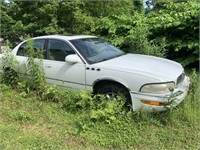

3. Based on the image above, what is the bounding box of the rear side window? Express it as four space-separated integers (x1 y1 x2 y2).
17 42 26 56
17 39 45 57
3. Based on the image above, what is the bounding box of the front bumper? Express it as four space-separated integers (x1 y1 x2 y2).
130 76 190 112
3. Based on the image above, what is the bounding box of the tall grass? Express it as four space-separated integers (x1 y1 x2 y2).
180 71 199 125
0 43 199 149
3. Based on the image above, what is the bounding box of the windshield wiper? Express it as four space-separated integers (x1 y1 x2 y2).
94 41 104 44
96 58 111 63
97 53 125 63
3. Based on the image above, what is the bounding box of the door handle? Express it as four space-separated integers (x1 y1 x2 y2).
45 65 51 68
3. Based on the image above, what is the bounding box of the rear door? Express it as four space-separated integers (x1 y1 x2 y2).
15 39 46 74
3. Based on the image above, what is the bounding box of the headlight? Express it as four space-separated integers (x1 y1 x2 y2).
140 82 175 94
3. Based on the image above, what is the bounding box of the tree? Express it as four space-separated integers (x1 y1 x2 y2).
1 0 61 45
57 0 135 34
147 1 199 67
0 0 24 45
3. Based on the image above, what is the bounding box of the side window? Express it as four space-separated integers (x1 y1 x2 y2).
34 39 45 51
47 39 75 61
17 39 45 57
17 42 27 56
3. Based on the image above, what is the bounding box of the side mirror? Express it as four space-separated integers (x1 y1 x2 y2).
65 54 82 64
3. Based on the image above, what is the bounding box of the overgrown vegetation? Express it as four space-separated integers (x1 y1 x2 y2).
0 40 19 86
147 1 199 67
0 36 199 149
1 0 199 67
0 0 199 149
0 71 199 149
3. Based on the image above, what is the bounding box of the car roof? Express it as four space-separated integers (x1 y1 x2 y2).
33 35 97 41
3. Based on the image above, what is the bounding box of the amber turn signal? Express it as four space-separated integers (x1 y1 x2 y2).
141 100 168 106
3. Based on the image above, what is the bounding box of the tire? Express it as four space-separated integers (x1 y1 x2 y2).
96 83 131 105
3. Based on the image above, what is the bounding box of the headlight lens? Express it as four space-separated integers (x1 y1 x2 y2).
140 82 175 94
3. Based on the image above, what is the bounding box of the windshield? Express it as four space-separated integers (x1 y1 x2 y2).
70 38 125 64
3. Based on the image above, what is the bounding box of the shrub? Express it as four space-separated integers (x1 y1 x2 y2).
0 40 19 86
93 14 167 58
147 1 199 67
26 39 46 92
62 90 129 124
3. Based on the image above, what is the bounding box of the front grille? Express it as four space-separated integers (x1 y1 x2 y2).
176 73 185 86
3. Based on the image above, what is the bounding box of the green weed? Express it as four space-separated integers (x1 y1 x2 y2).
0 41 19 86
0 42 199 149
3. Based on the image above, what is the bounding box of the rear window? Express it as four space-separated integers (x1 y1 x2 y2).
17 39 45 57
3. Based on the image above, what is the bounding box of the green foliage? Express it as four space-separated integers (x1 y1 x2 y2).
62 90 129 124
94 13 167 57
25 38 46 92
58 0 134 35
1 0 61 46
1 1 199 148
11 110 32 122
181 70 200 125
90 95 127 123
83 0 134 17
41 85 61 102
0 1 200 149
1 46 130 124
0 1 22 43
1 0 198 68
0 40 19 86
73 9 96 35
0 59 199 149
147 1 199 66
57 0 84 34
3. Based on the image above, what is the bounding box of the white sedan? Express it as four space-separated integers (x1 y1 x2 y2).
1 35 190 111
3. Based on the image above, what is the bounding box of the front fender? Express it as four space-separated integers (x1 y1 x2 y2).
92 77 131 91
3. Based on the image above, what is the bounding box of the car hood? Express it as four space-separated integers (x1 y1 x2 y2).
95 54 183 82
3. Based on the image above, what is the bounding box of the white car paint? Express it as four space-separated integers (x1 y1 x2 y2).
0 35 190 112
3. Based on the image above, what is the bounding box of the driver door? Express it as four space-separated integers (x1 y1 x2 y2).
43 39 86 90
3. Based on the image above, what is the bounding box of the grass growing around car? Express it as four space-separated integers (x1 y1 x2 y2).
0 48 199 149
0 71 199 150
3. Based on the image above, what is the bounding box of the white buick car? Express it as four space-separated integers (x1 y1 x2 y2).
0 35 190 111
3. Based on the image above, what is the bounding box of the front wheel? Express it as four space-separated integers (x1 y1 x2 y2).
96 83 131 105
